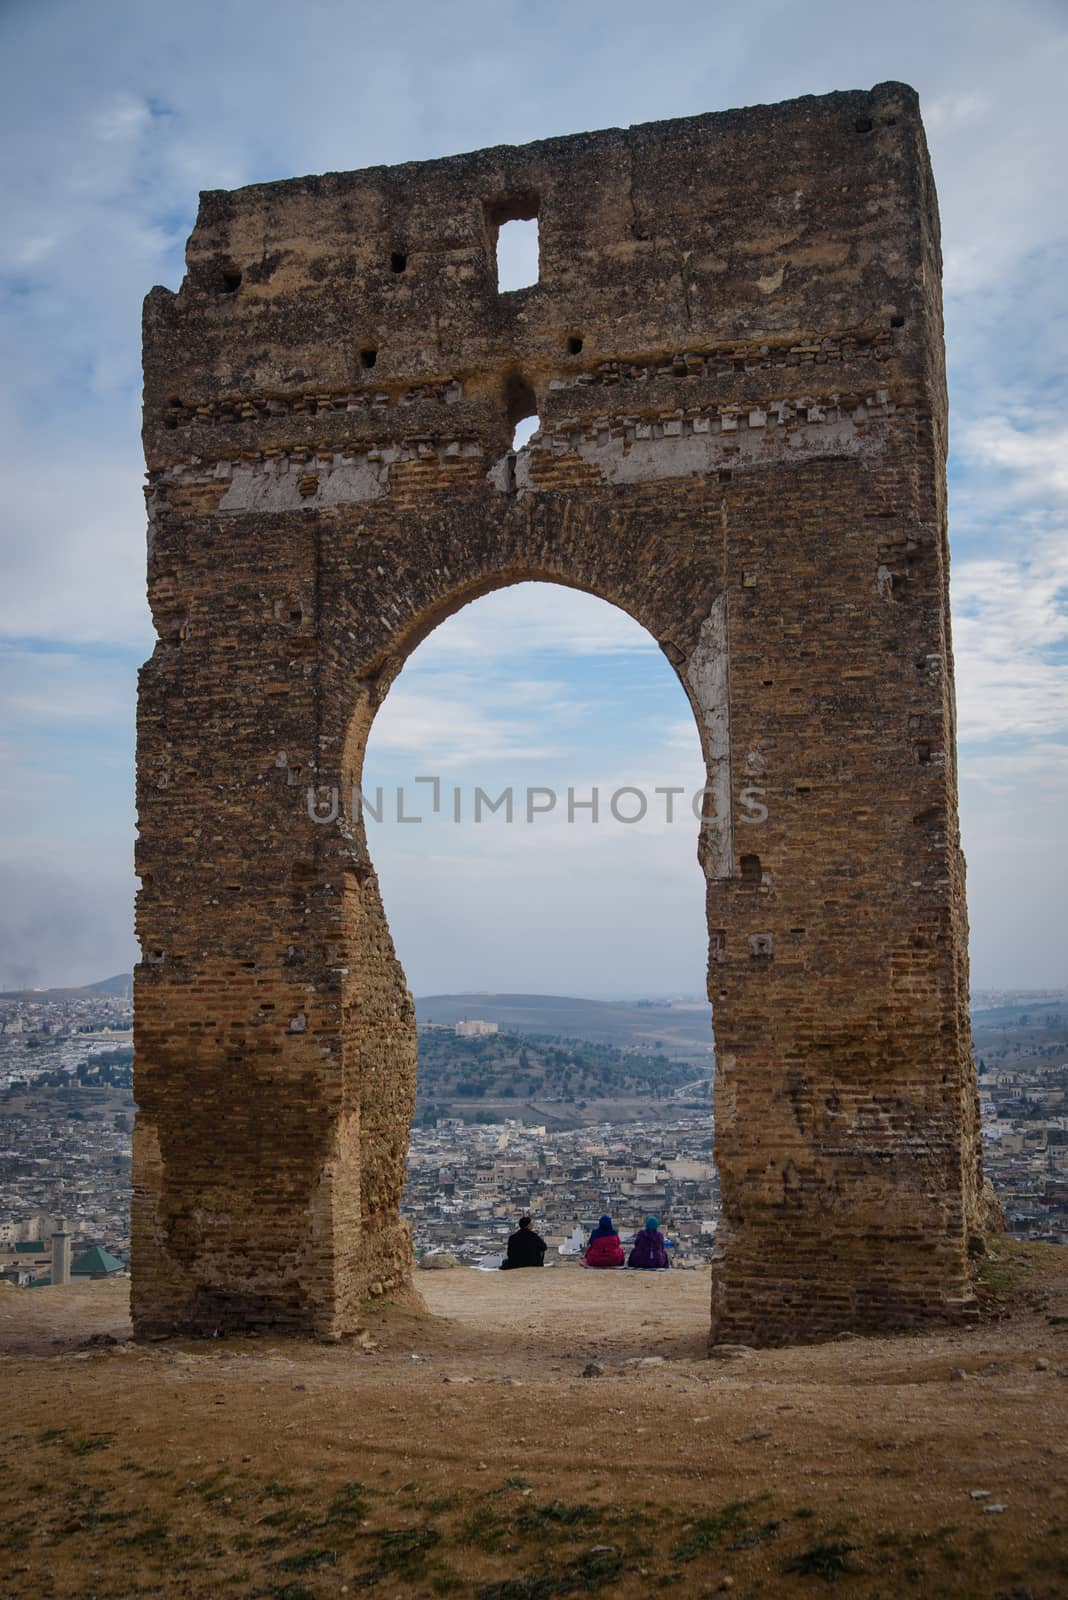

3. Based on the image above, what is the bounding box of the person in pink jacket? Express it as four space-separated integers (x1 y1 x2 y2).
584 1215 625 1268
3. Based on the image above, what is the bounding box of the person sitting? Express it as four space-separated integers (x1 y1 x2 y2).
500 1215 547 1270
584 1215 625 1269
627 1215 671 1270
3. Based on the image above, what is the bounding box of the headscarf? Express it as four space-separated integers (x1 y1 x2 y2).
644 1216 660 1233
589 1215 617 1242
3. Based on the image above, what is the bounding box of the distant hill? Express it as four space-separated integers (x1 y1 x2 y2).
0 973 133 1003
86 974 134 998
413 1027 707 1127
416 992 715 1063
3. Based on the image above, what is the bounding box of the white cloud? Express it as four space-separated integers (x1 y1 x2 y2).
91 95 152 146
961 741 1068 794
958 417 1068 499
366 682 567 767
0 646 137 723
0 442 151 648
413 583 660 663
953 539 1068 742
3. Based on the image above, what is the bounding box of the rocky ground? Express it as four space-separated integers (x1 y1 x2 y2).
1 1241 1066 1598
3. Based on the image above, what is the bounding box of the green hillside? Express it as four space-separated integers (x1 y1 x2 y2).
416 993 714 1063
414 1027 708 1125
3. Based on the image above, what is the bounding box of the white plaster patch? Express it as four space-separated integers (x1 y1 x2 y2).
219 456 388 510
565 404 888 486
486 453 514 493
684 593 734 882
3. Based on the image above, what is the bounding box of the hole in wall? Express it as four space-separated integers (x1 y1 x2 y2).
740 853 762 884
854 117 874 133
502 371 538 449
360 347 378 369
512 415 540 451
390 252 408 274
496 217 539 291
915 742 932 764
890 315 905 329
567 335 583 356
484 192 540 292
221 268 242 294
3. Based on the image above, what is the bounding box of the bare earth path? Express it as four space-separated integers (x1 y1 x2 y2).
1 1243 1066 1598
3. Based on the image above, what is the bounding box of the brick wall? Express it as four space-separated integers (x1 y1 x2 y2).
133 82 985 1342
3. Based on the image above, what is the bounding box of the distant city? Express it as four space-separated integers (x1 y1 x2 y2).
1 976 1065 1283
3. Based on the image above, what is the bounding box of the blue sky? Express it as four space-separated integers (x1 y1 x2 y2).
0 0 1065 993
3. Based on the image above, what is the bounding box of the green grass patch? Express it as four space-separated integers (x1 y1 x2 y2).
426 1492 462 1515
355 1524 441 1585
476 1544 624 1599
783 1538 863 1580
974 1251 1029 1299
516 1501 600 1539
65 1432 114 1457
119 1521 170 1549
259 1508 302 1530
323 1481 370 1525
672 1498 765 1563
262 1480 297 1501
276 1546 341 1572
728 1518 781 1551
460 1503 510 1553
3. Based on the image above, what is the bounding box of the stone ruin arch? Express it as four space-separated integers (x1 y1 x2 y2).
133 82 988 1345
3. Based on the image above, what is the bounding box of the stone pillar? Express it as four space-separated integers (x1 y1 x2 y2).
51 1217 72 1287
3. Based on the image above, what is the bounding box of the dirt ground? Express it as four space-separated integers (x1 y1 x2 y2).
1 1242 1066 1599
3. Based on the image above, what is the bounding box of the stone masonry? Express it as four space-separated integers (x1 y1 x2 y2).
134 83 988 1343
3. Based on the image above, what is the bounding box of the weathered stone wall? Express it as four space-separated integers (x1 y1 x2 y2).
134 82 984 1343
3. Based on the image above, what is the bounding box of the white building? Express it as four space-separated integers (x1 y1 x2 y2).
455 1019 499 1038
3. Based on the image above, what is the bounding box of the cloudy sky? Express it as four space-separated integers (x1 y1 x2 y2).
0 0 1065 996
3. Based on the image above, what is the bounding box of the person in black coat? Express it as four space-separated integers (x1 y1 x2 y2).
500 1215 547 1269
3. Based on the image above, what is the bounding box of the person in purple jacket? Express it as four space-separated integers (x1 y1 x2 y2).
627 1215 671 1269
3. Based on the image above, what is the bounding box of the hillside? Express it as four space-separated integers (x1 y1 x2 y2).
0 972 133 1002
414 1028 708 1126
1 1240 1066 1598
416 993 715 1063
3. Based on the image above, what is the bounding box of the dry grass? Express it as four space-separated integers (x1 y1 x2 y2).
1 1240 1066 1597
